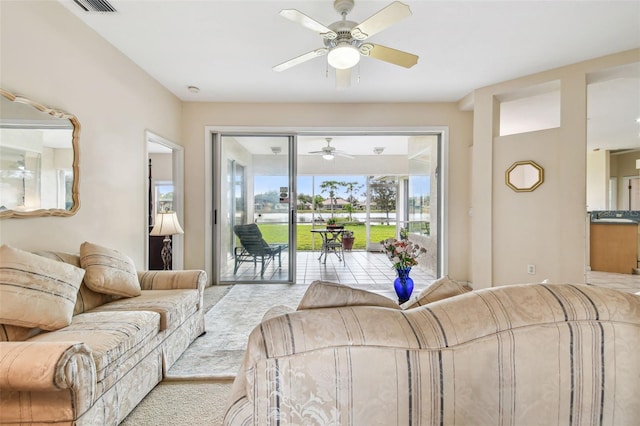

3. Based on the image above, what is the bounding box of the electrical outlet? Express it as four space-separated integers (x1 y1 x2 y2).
527 264 536 275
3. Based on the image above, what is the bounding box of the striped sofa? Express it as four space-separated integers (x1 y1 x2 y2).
224 283 640 425
0 248 207 425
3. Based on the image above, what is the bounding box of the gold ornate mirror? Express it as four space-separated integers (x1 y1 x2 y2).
505 160 544 192
0 89 79 218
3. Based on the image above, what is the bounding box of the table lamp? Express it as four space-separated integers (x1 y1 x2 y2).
150 211 184 270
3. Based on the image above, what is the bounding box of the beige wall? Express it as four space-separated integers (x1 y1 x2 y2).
587 150 610 210
181 103 473 283
611 151 640 209
2 1 635 287
587 149 640 211
471 48 639 287
0 1 182 267
149 153 173 182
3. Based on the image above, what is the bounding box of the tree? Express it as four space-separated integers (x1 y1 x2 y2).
319 180 345 218
343 181 363 221
343 203 355 222
369 181 396 225
297 193 313 210
254 190 279 210
313 195 324 211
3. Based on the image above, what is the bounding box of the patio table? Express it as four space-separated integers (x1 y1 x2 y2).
311 228 344 264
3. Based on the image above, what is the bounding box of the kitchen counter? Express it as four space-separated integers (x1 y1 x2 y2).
589 219 639 274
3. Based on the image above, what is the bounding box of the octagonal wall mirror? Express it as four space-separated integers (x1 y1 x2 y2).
506 160 544 192
0 89 80 218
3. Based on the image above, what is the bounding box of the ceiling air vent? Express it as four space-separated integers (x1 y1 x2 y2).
73 0 117 12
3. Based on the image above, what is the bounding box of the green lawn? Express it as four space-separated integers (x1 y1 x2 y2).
257 223 396 250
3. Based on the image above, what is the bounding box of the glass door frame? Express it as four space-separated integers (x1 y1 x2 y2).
205 126 449 284
212 132 297 284
361 134 443 278
406 134 443 278
226 159 246 261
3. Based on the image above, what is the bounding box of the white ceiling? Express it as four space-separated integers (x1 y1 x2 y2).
234 134 421 156
61 0 640 151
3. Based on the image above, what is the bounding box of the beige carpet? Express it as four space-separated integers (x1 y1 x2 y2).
166 283 308 379
123 283 307 424
202 284 234 313
120 380 233 425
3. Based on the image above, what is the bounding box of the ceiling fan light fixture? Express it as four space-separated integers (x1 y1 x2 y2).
328 44 360 69
322 153 335 160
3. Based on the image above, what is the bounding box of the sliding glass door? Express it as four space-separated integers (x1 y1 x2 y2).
214 135 295 283
362 135 440 278
406 135 441 277
212 131 443 283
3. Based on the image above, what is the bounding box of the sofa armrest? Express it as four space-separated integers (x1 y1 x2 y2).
0 341 96 415
0 341 95 391
137 270 207 292
138 270 207 310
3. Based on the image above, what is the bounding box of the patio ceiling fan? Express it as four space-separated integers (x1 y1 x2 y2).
308 138 354 160
273 0 419 87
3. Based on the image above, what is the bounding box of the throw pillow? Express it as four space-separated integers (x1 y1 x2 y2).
0 324 42 341
0 245 84 330
297 280 401 310
80 242 141 298
35 250 117 313
402 275 472 309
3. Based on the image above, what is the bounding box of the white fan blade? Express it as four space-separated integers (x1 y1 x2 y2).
361 43 418 68
279 9 337 39
273 48 329 72
335 68 351 89
351 1 412 41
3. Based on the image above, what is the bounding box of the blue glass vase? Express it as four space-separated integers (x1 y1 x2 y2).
393 267 414 304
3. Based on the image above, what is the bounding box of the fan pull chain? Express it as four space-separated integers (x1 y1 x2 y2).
325 61 329 79
357 63 361 84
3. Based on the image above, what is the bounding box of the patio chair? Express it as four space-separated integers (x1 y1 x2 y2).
233 224 287 276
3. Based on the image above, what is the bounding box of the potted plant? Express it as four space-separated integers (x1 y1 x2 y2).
326 217 339 229
342 230 355 250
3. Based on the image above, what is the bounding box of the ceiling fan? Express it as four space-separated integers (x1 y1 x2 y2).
273 0 419 87
308 138 354 160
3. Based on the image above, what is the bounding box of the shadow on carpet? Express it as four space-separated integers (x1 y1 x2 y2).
166 283 308 380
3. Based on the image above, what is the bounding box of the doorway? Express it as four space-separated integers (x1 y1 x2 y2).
214 135 295 283
211 131 443 284
145 131 184 270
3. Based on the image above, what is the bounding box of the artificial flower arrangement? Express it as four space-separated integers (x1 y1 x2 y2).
380 237 427 270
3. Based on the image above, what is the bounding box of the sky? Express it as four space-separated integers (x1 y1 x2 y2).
255 175 365 199
254 175 430 200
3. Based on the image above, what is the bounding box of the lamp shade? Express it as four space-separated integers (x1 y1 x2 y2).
150 212 184 236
